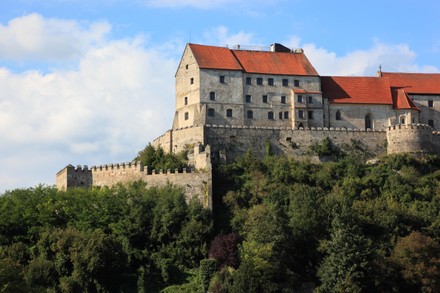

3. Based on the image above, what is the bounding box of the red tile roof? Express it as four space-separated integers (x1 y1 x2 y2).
189 44 243 71
321 76 393 105
393 89 420 110
232 49 319 76
382 72 440 95
188 43 319 76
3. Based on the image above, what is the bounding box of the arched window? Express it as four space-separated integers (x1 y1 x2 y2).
335 110 341 120
298 123 304 129
226 109 233 117
208 108 215 117
247 110 253 119
365 114 372 130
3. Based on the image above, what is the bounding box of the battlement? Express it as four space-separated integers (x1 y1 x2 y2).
387 123 436 154
387 123 433 132
204 124 386 133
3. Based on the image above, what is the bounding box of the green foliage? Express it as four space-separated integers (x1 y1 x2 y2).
135 143 188 171
0 183 212 292
310 137 336 157
0 258 29 293
215 152 440 290
316 216 375 292
199 259 217 292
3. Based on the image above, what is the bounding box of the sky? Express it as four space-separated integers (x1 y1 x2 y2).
0 0 439 193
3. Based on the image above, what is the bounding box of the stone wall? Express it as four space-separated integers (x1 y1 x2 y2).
204 124 387 162
387 124 436 155
56 146 213 208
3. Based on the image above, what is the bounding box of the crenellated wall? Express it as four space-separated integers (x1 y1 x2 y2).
203 124 387 162
387 124 437 155
56 146 212 208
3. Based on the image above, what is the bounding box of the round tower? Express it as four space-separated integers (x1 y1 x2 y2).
386 124 434 155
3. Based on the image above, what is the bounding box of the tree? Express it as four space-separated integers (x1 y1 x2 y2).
208 233 239 269
391 231 440 292
317 216 375 293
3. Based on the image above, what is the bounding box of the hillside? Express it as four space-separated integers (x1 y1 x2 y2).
1 153 440 292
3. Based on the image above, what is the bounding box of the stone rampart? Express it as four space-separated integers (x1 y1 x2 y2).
387 124 436 155
152 125 205 155
56 145 213 208
204 124 387 162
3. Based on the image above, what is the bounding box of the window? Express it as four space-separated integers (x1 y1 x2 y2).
262 95 268 103
268 111 274 119
308 111 313 120
245 94 252 103
279 112 283 119
308 96 313 104
298 95 303 103
268 78 274 86
281 96 286 104
429 100 434 107
247 110 253 119
284 111 289 119
226 109 233 117
208 108 215 117
299 110 304 119
210 91 216 101
257 77 263 85
184 97 188 105
190 78 194 84
185 64 189 69
219 76 225 83
246 77 252 85
428 119 434 127
294 79 300 87
282 79 288 86
365 114 371 130
184 112 189 120
400 117 405 124
335 110 341 120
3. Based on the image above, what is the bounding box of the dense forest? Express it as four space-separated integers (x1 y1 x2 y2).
1 147 440 292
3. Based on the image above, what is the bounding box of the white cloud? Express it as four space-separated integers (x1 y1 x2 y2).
202 26 255 47
285 36 440 75
0 15 178 193
0 13 110 61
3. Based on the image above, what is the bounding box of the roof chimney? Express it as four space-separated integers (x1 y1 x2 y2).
270 43 292 53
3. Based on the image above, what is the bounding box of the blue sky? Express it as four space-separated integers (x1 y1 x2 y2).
0 0 439 192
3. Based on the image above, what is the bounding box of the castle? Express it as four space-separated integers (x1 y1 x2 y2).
56 43 440 206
